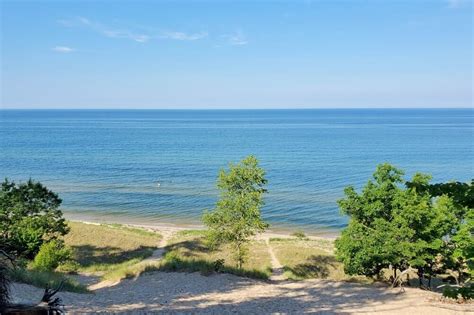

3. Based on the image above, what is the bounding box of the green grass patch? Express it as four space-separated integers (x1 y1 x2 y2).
9 267 88 293
64 221 161 273
161 230 272 279
159 251 270 280
270 238 370 283
101 260 161 282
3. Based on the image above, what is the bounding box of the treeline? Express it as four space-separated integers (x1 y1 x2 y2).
335 164 473 291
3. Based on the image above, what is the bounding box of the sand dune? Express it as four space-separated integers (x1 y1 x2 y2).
11 272 472 314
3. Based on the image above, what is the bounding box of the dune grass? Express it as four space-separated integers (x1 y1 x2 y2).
270 238 370 283
160 230 272 279
63 221 162 274
9 268 88 293
101 260 162 282
9 222 163 292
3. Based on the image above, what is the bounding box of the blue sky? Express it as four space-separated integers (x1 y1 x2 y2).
1 0 472 109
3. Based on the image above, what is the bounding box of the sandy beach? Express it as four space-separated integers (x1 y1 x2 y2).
63 213 340 240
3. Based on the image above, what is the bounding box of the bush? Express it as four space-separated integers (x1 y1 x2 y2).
32 240 72 271
443 283 474 301
291 230 307 240
213 259 225 272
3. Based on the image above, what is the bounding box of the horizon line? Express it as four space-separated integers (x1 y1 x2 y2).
1 107 473 111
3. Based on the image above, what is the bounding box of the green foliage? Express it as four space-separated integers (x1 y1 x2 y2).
203 155 269 269
32 239 72 271
445 208 474 282
442 283 474 300
335 164 410 277
406 178 473 283
0 179 69 259
335 163 473 287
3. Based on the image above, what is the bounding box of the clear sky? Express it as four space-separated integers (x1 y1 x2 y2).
1 0 472 109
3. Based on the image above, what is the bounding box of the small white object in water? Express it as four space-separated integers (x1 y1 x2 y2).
157 182 161 188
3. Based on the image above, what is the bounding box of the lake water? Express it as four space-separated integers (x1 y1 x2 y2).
1 109 472 233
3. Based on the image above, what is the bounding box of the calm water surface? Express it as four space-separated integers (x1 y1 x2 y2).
1 109 473 233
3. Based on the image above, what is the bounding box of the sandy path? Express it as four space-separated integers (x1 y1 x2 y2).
144 229 173 261
11 272 473 314
265 238 286 281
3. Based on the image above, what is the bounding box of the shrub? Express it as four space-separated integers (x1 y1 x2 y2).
32 240 72 271
443 283 474 301
291 230 307 240
213 259 225 272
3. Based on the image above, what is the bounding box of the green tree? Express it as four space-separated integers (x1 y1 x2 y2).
203 155 269 269
335 164 410 277
0 179 69 259
395 174 458 287
405 177 473 285
336 164 472 288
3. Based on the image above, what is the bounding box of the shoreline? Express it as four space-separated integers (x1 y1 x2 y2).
64 212 339 240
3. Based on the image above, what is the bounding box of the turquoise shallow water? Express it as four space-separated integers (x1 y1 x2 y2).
0 109 473 232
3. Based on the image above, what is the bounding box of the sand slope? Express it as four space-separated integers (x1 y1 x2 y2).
11 272 473 314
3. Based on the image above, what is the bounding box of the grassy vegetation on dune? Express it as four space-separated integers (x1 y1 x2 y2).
270 238 370 283
8 222 163 293
160 230 272 279
9 268 88 293
64 221 162 273
101 260 161 282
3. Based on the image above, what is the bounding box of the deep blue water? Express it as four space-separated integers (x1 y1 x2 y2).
1 109 473 232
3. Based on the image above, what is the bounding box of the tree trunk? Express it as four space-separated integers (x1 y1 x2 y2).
418 270 423 287
393 267 397 280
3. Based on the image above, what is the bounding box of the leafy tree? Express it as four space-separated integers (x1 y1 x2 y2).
336 164 470 288
406 179 473 221
444 208 474 284
394 177 458 287
0 179 69 259
335 164 410 277
203 155 269 269
405 177 473 285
